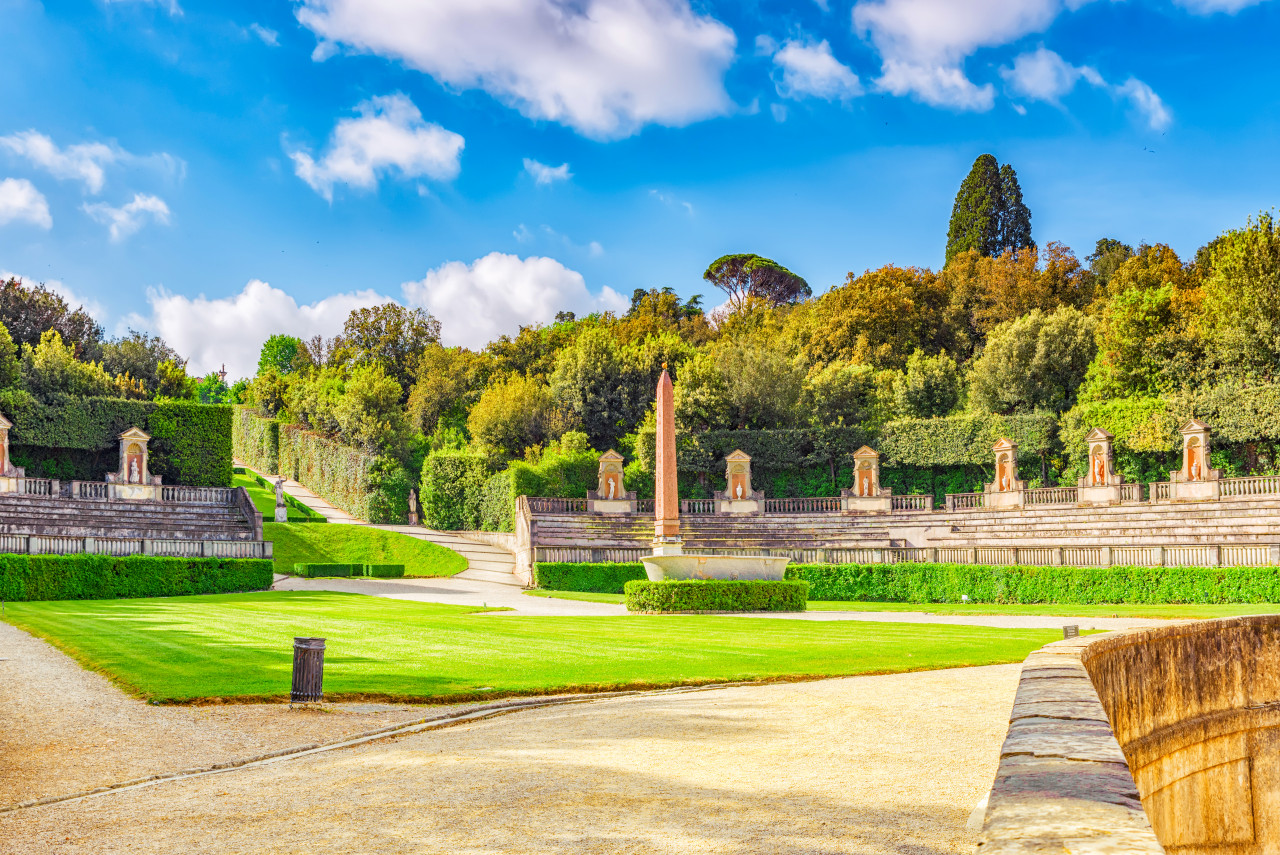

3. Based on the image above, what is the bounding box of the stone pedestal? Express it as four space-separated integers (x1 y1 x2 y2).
650 539 685 557
841 445 893 511
984 438 1026 507
588 449 635 513
714 450 762 514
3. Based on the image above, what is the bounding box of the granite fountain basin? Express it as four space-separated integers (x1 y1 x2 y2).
642 554 790 582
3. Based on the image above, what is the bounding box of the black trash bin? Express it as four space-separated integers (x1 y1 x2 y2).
291 637 326 703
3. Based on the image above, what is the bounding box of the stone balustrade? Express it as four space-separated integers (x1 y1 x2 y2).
0 533 271 559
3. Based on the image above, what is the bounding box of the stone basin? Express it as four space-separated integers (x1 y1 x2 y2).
642 554 790 582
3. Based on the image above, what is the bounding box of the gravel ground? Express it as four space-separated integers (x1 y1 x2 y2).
0 621 477 808
1 662 1019 854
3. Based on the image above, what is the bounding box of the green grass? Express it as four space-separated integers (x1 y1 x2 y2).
2 591 1062 703
233 472 324 523
264 523 467 578
524 589 1280 619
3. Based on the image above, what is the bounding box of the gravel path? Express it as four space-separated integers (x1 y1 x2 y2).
1 663 1019 854
0 621 480 808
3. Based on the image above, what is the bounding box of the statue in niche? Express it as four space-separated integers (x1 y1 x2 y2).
607 476 616 500
129 459 140 484
1000 473 1010 491
1093 452 1106 486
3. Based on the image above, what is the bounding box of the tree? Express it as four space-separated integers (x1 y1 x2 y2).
893 350 961 418
968 307 1097 414
407 344 489 435
257 334 304 376
945 154 1034 266
196 372 231 404
339 304 441 395
798 362 877 427
1086 238 1135 291
467 373 557 458
614 287 712 345
1200 212 1280 383
0 321 19 391
100 330 184 397
703 254 810 312
0 277 104 358
714 336 805 429
334 363 410 456
673 351 733 432
550 327 632 449
20 330 116 400
155 360 198 400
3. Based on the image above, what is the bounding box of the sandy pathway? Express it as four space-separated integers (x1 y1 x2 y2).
1 663 1019 854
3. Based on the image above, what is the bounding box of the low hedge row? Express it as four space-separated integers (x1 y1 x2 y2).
624 579 809 613
0 555 273 602
294 563 405 578
534 561 646 593
786 562 1280 604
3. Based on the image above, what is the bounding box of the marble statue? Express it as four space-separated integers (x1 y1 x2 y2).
275 478 286 506
408 488 419 525
735 482 743 499
607 477 616 500
129 459 140 483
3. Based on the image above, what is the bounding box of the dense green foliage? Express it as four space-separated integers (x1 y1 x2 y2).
1 591 1058 702
232 408 281 477
264 522 467 577
945 154 1033 265
277 424 409 524
0 554 271 602
364 564 406 578
294 563 359 578
624 579 809 613
534 561 647 593
786 562 1280 604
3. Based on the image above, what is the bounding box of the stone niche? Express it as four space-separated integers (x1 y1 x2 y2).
715 450 763 514
106 426 162 500
0 412 23 492
1077 427 1128 504
587 449 635 513
985 438 1026 508
1168 419 1223 500
841 446 892 512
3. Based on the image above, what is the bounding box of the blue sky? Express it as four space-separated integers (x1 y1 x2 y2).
1 0 1278 378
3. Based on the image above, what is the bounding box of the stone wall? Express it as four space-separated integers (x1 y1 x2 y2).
978 616 1280 853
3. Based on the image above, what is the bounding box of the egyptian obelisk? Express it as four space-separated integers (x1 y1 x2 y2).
653 364 682 555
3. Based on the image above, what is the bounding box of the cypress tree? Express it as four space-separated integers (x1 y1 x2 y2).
945 155 1035 266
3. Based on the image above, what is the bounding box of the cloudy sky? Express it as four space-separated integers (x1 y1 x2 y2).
2 0 1278 377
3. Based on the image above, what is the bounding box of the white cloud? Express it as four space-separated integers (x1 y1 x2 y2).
249 23 279 46
294 0 738 140
771 103 788 122
401 253 626 348
0 130 184 194
650 188 694 215
289 94 464 201
81 193 170 241
126 279 391 378
1114 77 1172 131
1002 47 1172 130
771 39 863 100
852 0 1099 109
0 178 52 229
523 158 572 185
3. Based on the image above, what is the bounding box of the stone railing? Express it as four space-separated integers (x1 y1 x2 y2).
763 496 842 514
526 497 589 514
1119 482 1142 502
160 485 234 504
635 498 655 514
1220 473 1280 498
945 492 985 511
18 478 57 496
1150 481 1173 502
72 480 110 499
0 534 271 559
890 494 933 511
1023 486 1078 505
680 499 715 515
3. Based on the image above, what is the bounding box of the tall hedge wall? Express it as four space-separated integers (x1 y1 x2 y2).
232 406 280 475
0 554 273 601
0 390 232 486
278 425 407 524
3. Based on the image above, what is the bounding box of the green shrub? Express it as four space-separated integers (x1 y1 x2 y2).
420 450 490 530
534 561 647 593
364 564 405 578
0 555 272 602
294 563 360 578
279 426 406 523
786 562 1280 604
624 579 809 613
479 469 515 532
147 401 233 487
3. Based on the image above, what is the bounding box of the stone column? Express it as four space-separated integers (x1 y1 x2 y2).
652 365 682 554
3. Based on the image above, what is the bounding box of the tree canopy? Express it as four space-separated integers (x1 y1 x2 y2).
703 254 810 311
945 154 1034 266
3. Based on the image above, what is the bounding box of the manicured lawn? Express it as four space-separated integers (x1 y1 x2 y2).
233 472 324 522
3 591 1062 703
525 589 1280 619
265 523 467 578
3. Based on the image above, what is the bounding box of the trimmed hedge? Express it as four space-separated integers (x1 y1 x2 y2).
534 561 647 593
420 450 490 531
232 406 280 475
0 390 233 486
278 425 409 524
294 563 360 578
364 564 405 578
0 555 272 602
624 579 809 613
786 562 1280 605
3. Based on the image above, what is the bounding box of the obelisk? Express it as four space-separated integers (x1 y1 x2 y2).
653 364 682 555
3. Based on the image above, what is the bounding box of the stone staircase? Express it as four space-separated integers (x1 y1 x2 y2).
374 524 523 588
0 493 258 541
531 512 895 551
